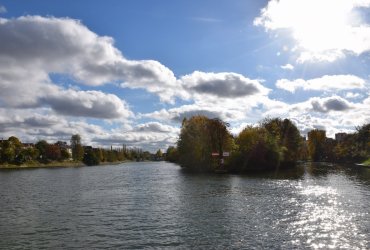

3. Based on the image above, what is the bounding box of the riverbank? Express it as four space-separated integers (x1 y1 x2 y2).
0 160 130 170
359 158 370 167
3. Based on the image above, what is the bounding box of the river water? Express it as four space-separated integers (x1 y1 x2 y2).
0 162 369 249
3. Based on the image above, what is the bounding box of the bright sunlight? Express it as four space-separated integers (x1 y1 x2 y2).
254 0 370 62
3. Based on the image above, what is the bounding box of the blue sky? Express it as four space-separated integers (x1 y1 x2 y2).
0 0 369 151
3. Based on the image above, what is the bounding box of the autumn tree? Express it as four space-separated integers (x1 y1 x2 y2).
177 116 233 172
45 144 62 161
0 136 23 163
70 134 84 161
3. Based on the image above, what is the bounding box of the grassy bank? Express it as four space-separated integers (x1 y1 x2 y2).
0 160 130 169
0 161 85 169
361 158 370 167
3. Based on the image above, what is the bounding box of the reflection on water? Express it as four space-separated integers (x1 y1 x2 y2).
0 162 369 249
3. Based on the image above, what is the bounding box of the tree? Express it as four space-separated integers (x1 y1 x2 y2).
35 140 49 162
262 118 302 166
83 149 100 166
177 116 233 172
207 118 233 168
165 146 179 163
356 123 370 158
177 116 212 171
17 147 39 164
70 134 84 161
307 129 326 161
60 148 71 160
1 140 15 163
45 144 62 161
155 149 163 160
232 126 280 171
0 137 23 164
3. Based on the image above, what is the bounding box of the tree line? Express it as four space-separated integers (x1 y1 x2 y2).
165 116 370 172
0 134 156 166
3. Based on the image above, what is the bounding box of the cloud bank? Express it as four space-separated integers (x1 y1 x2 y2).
276 75 366 93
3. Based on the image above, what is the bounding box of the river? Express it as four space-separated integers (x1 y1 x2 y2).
0 162 369 249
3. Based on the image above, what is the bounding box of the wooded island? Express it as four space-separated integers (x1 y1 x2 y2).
165 116 370 172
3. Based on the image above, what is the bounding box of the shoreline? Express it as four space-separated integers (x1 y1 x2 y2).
0 160 130 170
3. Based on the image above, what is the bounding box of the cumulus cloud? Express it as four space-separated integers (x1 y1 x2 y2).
310 96 352 113
180 71 269 98
254 0 370 62
276 75 366 93
0 15 178 104
142 104 249 124
133 122 179 133
262 95 370 138
43 89 132 119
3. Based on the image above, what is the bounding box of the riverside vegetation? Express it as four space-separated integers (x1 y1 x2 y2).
1 116 369 170
0 134 162 168
165 116 370 172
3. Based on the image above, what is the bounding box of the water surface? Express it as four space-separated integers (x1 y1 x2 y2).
0 162 369 249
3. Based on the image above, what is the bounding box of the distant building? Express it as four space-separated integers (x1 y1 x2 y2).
335 133 347 142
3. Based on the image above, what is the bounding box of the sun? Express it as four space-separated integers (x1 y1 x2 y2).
254 0 364 62
289 1 352 53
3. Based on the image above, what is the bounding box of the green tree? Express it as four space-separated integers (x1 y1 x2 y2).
83 149 100 166
35 140 49 162
60 148 71 160
308 129 326 161
70 134 84 161
232 126 280 171
165 146 179 163
262 118 302 166
1 140 15 163
17 147 39 164
356 123 370 158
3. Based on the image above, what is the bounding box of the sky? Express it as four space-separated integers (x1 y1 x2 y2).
0 0 369 152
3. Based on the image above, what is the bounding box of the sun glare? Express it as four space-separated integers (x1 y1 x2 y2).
288 1 352 52
255 0 369 61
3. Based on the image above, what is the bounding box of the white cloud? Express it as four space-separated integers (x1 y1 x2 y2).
280 63 294 70
0 16 178 103
43 89 132 119
262 95 369 137
345 92 361 99
276 75 366 93
254 0 370 62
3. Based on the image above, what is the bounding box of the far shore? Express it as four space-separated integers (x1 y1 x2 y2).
0 160 130 170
